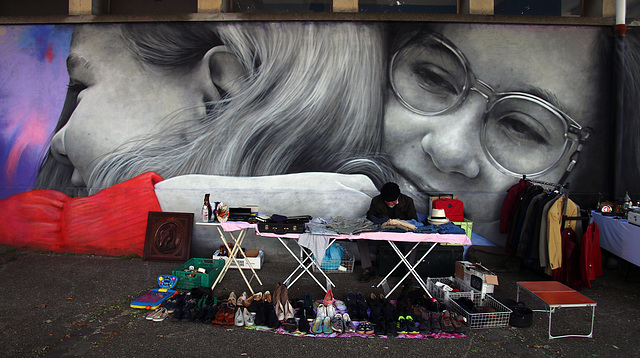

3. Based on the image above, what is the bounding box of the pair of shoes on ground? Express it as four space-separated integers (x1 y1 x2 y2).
234 307 255 327
211 305 235 326
355 320 375 335
316 303 337 318
373 315 398 336
172 295 197 321
273 283 297 332
252 290 277 328
358 267 376 283
346 291 370 321
311 316 333 334
145 307 169 322
441 310 466 333
396 316 419 334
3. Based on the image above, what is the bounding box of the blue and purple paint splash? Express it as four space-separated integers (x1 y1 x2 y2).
0 25 72 199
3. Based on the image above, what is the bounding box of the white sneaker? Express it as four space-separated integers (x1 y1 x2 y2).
326 303 336 318
317 304 327 318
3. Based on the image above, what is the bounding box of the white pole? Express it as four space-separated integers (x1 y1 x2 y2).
616 0 627 34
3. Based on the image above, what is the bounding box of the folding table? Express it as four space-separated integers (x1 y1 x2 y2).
254 228 471 296
359 231 471 298
196 221 263 294
517 281 596 339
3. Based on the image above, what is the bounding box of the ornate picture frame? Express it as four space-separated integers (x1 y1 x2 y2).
143 211 194 262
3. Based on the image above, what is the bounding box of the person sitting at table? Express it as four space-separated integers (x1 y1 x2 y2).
358 182 418 282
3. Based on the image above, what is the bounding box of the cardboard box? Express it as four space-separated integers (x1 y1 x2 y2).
628 210 640 226
212 250 264 270
455 261 498 298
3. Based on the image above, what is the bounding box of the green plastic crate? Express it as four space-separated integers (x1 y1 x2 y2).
172 258 225 289
452 219 473 238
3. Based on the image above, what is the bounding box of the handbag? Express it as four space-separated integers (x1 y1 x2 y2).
432 195 464 222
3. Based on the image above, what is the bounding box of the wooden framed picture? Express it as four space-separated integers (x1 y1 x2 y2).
143 211 194 262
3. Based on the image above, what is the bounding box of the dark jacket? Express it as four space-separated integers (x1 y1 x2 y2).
366 193 418 221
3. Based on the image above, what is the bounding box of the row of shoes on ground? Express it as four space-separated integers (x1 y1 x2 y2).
310 312 357 334
345 291 371 321
336 290 467 335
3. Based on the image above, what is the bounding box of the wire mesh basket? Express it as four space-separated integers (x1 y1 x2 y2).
313 248 354 273
427 276 474 302
447 291 512 329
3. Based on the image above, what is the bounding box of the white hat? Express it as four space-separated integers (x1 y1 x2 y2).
428 208 450 225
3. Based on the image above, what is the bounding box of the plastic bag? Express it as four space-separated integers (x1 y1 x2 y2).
320 243 344 270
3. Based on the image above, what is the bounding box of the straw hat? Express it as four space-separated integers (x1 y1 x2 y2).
428 208 450 225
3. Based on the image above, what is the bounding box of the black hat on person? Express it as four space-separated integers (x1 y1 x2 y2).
381 182 401 202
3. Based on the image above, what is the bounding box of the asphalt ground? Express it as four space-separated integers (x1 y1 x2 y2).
0 246 639 358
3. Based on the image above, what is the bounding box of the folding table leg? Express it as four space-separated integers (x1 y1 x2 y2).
379 241 436 298
548 305 596 339
210 228 236 291
231 230 263 286
376 242 418 294
277 237 335 292
396 242 437 296
212 226 261 294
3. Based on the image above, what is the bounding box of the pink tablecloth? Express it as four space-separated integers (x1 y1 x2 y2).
218 222 471 245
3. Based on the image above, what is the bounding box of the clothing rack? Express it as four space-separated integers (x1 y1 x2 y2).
520 176 587 228
521 175 563 191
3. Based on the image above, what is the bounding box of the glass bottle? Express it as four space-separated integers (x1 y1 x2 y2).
202 194 212 222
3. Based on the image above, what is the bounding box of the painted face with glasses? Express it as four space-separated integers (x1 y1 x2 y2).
383 24 601 234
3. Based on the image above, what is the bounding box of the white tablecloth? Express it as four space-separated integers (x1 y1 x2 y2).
591 211 640 267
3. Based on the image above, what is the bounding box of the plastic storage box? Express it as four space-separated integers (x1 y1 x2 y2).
172 258 225 289
446 291 512 329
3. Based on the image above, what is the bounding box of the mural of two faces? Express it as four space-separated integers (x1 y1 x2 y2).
0 21 632 256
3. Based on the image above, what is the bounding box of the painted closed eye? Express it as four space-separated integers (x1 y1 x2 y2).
412 62 461 98
495 111 550 146
67 81 87 102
